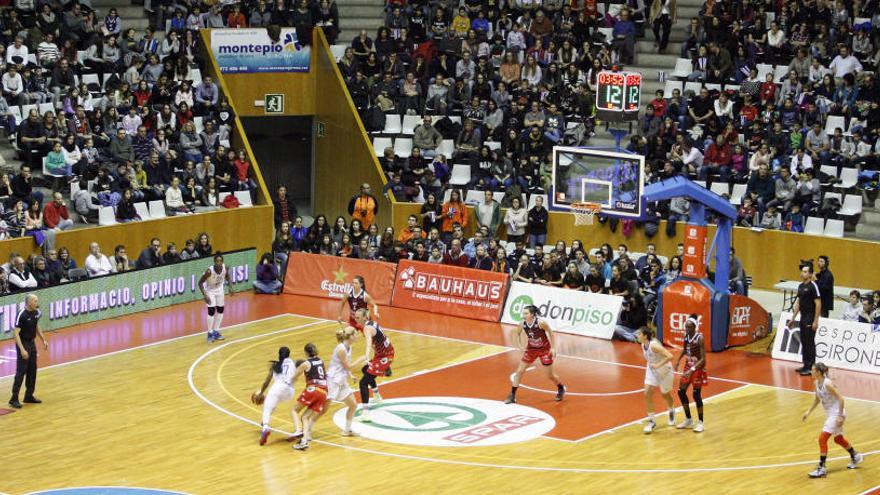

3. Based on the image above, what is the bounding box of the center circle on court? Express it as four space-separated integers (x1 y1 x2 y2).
333 396 556 447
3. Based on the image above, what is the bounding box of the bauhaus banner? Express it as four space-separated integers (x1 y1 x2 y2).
0 249 255 339
501 282 623 339
391 260 509 322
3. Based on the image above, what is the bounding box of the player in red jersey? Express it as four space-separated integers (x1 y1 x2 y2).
674 314 707 433
352 308 394 422
506 305 565 404
292 342 328 451
337 275 380 330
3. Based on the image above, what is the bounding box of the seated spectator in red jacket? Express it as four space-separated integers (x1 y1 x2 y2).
650 90 667 117
442 239 470 266
43 191 74 230
699 134 732 181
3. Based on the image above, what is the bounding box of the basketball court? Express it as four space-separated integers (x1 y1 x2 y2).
2 293 879 494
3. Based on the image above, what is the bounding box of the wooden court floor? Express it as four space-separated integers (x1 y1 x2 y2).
1 294 879 495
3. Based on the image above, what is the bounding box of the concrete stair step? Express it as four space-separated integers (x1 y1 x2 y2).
633 52 680 69
675 6 702 18
854 222 880 240
636 40 683 53
340 18 384 31
339 5 383 17
860 210 880 223
120 17 150 30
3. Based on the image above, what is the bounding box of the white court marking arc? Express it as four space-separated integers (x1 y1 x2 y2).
2 307 875 476
188 316 880 474
24 487 195 495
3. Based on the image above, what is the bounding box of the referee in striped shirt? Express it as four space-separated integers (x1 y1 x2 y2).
9 294 48 409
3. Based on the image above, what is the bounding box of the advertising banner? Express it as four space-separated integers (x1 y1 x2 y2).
501 282 623 339
727 294 771 347
391 260 508 322
661 279 712 348
681 224 707 279
772 312 880 375
211 28 310 73
0 249 256 339
282 252 396 304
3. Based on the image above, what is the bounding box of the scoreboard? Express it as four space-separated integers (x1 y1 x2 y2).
596 70 641 122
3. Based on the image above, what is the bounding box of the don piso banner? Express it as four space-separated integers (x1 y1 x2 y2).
0 249 255 338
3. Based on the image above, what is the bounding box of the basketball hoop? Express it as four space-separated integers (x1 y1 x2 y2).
572 202 602 226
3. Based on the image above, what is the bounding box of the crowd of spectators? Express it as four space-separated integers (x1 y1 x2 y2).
0 3 258 251
271 182 751 339
0 230 215 295
335 0 880 236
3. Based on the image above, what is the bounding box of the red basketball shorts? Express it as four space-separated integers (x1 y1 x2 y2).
297 385 329 413
366 347 395 376
522 347 554 366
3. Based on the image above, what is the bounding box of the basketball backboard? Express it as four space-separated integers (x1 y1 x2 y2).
549 146 646 219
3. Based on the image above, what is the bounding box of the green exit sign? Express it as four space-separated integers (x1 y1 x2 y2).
265 94 284 114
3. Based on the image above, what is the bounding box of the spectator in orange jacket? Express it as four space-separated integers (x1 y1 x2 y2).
398 214 426 244
441 189 468 242
348 183 379 228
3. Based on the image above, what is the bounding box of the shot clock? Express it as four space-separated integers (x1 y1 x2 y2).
595 70 641 122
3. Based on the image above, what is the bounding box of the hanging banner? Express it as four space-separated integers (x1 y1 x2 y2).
282 252 395 304
681 224 707 279
727 294 771 347
391 260 508 322
772 312 880 375
0 249 256 339
211 28 310 73
501 282 623 339
661 279 712 349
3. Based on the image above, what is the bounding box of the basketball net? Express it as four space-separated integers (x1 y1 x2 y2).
572 203 602 226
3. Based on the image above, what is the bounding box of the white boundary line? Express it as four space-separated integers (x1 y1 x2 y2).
24 487 193 495
301 313 880 406
857 484 880 495
553 384 748 444
187 317 880 473
0 314 300 380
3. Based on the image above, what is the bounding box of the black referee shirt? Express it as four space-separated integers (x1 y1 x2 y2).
797 281 821 325
15 308 41 343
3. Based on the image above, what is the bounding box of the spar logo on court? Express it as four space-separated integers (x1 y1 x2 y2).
334 396 555 447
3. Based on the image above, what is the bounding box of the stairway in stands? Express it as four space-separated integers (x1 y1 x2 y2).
335 0 384 40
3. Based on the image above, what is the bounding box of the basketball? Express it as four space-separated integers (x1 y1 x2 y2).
251 392 265 405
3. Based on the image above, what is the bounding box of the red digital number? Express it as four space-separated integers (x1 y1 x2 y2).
598 72 624 86
625 74 642 85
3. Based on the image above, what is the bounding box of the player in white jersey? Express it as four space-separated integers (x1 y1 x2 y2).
199 253 233 342
636 327 675 434
802 362 863 478
253 346 302 446
324 327 364 436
